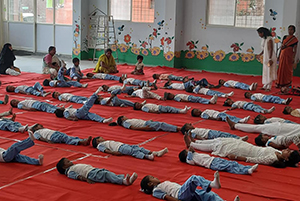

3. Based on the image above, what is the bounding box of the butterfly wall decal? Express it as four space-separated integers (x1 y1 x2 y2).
118 25 125 35
269 9 277 20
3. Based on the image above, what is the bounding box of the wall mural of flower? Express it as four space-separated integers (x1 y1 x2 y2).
231 42 243 52
185 51 195 59
175 51 181 58
124 34 131 44
111 44 117 52
139 40 148 49
73 48 80 56
229 53 239 61
241 54 251 62
151 47 161 56
164 51 174 61
213 50 225 61
119 44 128 53
186 40 198 51
160 37 165 46
131 47 140 55
141 49 149 56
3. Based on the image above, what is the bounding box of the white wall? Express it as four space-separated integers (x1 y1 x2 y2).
36 24 54 53
9 23 34 51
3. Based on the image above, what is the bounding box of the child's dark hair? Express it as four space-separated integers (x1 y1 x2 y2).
152 74 158 79
254 134 265 146
30 123 43 133
43 79 50 86
282 106 290 114
56 158 67 174
140 176 154 195
48 46 55 53
92 137 100 148
94 98 100 104
54 109 64 118
72 57 79 63
223 98 231 106
244 92 251 98
191 109 198 117
185 86 193 93
119 77 124 83
117 116 124 126
133 102 140 110
254 114 263 124
272 151 300 168
109 122 118 126
180 123 190 135
164 81 170 88
6 86 12 92
52 92 56 99
137 55 143 60
178 150 188 163
127 89 134 95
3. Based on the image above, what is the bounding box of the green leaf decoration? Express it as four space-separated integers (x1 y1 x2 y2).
235 43 239 46
240 42 244 46
278 36 281 39
251 46 254 50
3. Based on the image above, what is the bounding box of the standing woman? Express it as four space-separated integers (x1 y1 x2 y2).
0 43 21 76
277 25 298 88
256 27 277 91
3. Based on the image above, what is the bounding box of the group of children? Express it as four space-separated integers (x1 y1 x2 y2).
1 54 300 201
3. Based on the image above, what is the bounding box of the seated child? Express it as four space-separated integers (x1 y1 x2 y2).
92 136 168 160
0 95 9 105
191 108 250 123
117 116 181 132
180 123 247 140
6 82 51 97
52 91 89 104
140 171 240 201
56 157 137 185
30 124 91 146
223 98 275 114
152 73 188 81
10 99 59 113
133 102 190 114
255 133 300 150
179 146 258 175
163 80 194 91
86 72 123 81
127 87 163 100
254 114 296 124
69 58 84 81
244 92 292 105
187 85 234 97
100 93 135 107
43 66 88 88
219 79 257 91
164 92 218 104
283 106 300 117
0 133 43 165
54 87 113 123
131 55 144 75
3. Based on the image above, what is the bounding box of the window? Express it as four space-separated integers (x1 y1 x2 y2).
3 0 8 21
37 0 53 23
110 0 155 23
208 0 265 28
9 0 34 22
55 0 72 25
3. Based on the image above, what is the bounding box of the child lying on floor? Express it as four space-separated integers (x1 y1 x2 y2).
186 85 234 97
152 73 188 81
56 157 137 185
10 99 59 113
133 102 190 114
164 92 218 104
244 92 292 105
6 82 51 97
283 106 300 117
253 114 296 124
219 79 257 91
86 72 123 81
92 136 168 160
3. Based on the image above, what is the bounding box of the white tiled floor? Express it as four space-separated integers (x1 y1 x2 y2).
14 55 97 73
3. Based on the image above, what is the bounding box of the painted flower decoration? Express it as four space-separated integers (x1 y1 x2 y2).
131 48 140 55
164 51 174 61
242 54 251 62
151 47 161 56
175 51 181 58
231 43 243 52
246 47 254 53
229 53 239 61
74 33 79 37
119 44 128 53
160 37 165 46
152 28 159 38
72 48 80 56
132 43 137 48
124 34 131 43
185 51 195 59
165 37 173 45
248 53 255 61
203 51 209 58
196 51 206 60
141 49 149 56
186 40 198 51
201 45 208 50
111 44 117 52
270 27 276 37
149 36 154 40
274 35 281 44
213 50 225 62
210 51 214 57
141 41 148 48
256 54 263 64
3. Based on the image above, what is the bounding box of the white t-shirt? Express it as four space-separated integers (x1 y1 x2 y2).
265 117 288 124
153 181 181 199
18 100 36 108
132 89 144 98
59 93 74 101
267 135 300 147
252 93 265 100
191 128 210 138
108 85 122 92
174 94 189 102
0 148 6 162
97 140 124 152
34 128 56 140
67 164 94 178
142 103 159 113
123 119 146 129
15 85 29 93
64 108 77 118
170 83 185 90
124 78 135 84
201 109 220 119
93 73 107 79
224 80 238 87
197 88 209 94
187 152 214 168
159 74 170 80
136 62 144 70
232 101 248 109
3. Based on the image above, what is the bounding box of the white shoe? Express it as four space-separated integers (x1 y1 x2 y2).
19 124 28 133
226 91 234 97
239 116 250 123
103 117 113 123
249 83 254 91
248 164 259 174
266 106 275 113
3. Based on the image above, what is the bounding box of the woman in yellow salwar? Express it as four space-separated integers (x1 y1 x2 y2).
277 25 298 88
93 48 118 74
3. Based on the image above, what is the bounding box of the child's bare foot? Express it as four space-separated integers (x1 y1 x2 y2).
123 174 130 185
176 127 181 132
226 117 236 130
153 82 158 90
38 154 44 165
28 130 35 141
240 136 248 141
42 91 51 97
9 107 13 115
129 172 138 184
11 113 16 121
248 164 258 174
4 95 9 104
146 153 154 160
103 117 113 123
210 171 221 189
82 83 88 88
79 136 92 146
19 124 28 133
153 148 168 157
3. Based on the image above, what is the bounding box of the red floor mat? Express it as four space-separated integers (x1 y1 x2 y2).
0 65 300 201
